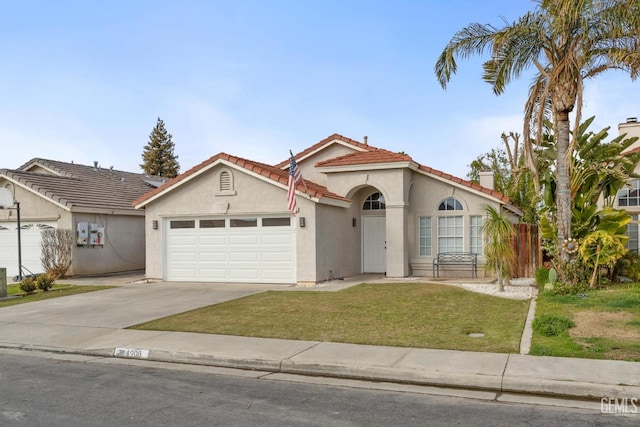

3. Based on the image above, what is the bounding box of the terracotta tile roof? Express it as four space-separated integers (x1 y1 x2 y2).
315 148 412 167
275 133 376 168
133 152 349 207
1 159 164 212
417 164 511 203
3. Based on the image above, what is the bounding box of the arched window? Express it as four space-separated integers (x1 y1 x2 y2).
438 197 463 211
363 192 386 210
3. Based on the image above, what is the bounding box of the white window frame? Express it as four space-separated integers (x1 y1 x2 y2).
470 215 483 255
437 215 464 253
419 216 432 256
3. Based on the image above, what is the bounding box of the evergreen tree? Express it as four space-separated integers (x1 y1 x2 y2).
141 117 180 178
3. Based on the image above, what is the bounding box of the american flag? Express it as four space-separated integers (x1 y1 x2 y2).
287 152 301 215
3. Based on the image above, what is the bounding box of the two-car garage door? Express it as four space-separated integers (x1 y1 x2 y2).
165 216 296 283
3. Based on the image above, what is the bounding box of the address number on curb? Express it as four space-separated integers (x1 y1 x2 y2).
114 347 150 359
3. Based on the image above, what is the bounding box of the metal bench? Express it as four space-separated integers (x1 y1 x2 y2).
433 252 478 278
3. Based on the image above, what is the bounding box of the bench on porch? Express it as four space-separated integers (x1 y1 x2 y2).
432 252 478 278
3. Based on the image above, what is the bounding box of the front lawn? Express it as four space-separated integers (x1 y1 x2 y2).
530 283 640 361
0 283 114 308
130 283 531 353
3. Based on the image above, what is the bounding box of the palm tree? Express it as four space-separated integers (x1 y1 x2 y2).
435 0 640 260
482 205 517 292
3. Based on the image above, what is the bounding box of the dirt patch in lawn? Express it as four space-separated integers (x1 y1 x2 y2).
569 311 640 340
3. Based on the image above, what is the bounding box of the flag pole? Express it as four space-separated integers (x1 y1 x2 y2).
289 150 310 197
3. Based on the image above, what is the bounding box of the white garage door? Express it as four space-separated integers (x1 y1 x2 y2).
0 221 57 280
165 216 296 283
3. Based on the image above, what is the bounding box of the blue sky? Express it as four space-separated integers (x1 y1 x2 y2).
2 1 638 179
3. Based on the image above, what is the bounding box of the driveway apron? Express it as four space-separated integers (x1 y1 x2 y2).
0 282 285 329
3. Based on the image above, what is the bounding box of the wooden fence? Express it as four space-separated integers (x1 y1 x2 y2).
512 223 541 278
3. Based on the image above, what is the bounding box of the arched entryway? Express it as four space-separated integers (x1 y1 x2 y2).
362 191 386 273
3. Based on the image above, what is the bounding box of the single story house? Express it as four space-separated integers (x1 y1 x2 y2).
0 159 164 280
134 134 522 285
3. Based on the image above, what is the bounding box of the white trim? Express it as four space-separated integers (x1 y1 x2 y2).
318 161 417 173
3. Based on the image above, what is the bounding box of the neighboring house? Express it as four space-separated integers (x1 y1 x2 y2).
0 159 164 280
617 117 640 252
134 134 522 285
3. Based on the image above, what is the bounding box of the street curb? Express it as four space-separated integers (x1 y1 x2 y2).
3 343 637 402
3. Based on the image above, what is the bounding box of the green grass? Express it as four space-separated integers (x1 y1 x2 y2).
130 283 531 353
0 283 114 307
530 283 640 361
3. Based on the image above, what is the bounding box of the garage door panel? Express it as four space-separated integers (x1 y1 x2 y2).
229 251 259 262
261 233 294 245
199 235 226 245
171 252 197 262
262 251 293 262
198 251 227 262
229 234 259 245
168 235 198 246
166 217 295 283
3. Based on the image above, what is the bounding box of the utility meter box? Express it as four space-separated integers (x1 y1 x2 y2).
89 226 105 246
77 222 89 245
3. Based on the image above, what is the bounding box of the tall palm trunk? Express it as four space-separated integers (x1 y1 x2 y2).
555 111 572 260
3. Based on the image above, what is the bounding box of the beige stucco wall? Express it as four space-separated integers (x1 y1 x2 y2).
406 172 502 277
142 164 320 282
296 143 362 187
69 213 144 276
314 202 360 282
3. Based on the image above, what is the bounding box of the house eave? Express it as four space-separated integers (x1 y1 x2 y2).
317 161 417 173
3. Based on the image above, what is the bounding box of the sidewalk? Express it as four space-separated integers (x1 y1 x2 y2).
0 274 638 403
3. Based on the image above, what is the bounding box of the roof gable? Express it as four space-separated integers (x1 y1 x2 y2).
315 149 412 168
133 152 349 208
0 159 162 213
275 133 376 169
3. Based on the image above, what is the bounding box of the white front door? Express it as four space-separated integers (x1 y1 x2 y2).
362 216 385 273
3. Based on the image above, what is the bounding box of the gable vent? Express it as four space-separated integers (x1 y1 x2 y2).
220 171 231 191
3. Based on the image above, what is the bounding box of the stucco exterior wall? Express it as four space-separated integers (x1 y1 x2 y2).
314 203 360 282
407 172 501 277
69 213 144 276
0 180 68 223
142 165 315 281
296 144 362 187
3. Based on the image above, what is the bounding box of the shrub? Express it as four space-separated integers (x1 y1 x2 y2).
548 280 591 295
36 274 55 292
41 228 73 279
533 314 575 337
19 277 37 295
535 267 549 285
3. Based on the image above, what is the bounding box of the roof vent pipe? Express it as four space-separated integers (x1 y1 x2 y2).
93 161 98 170
364 135 368 146
627 117 638 123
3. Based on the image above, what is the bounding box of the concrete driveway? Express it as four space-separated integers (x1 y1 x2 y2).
0 274 287 329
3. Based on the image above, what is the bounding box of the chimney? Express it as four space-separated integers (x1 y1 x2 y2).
363 135 368 146
479 171 494 190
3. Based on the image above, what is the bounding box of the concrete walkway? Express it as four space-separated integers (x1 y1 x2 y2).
0 273 638 404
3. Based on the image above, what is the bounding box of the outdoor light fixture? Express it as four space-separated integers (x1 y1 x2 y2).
152 220 158 230
299 217 306 227
352 218 357 227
